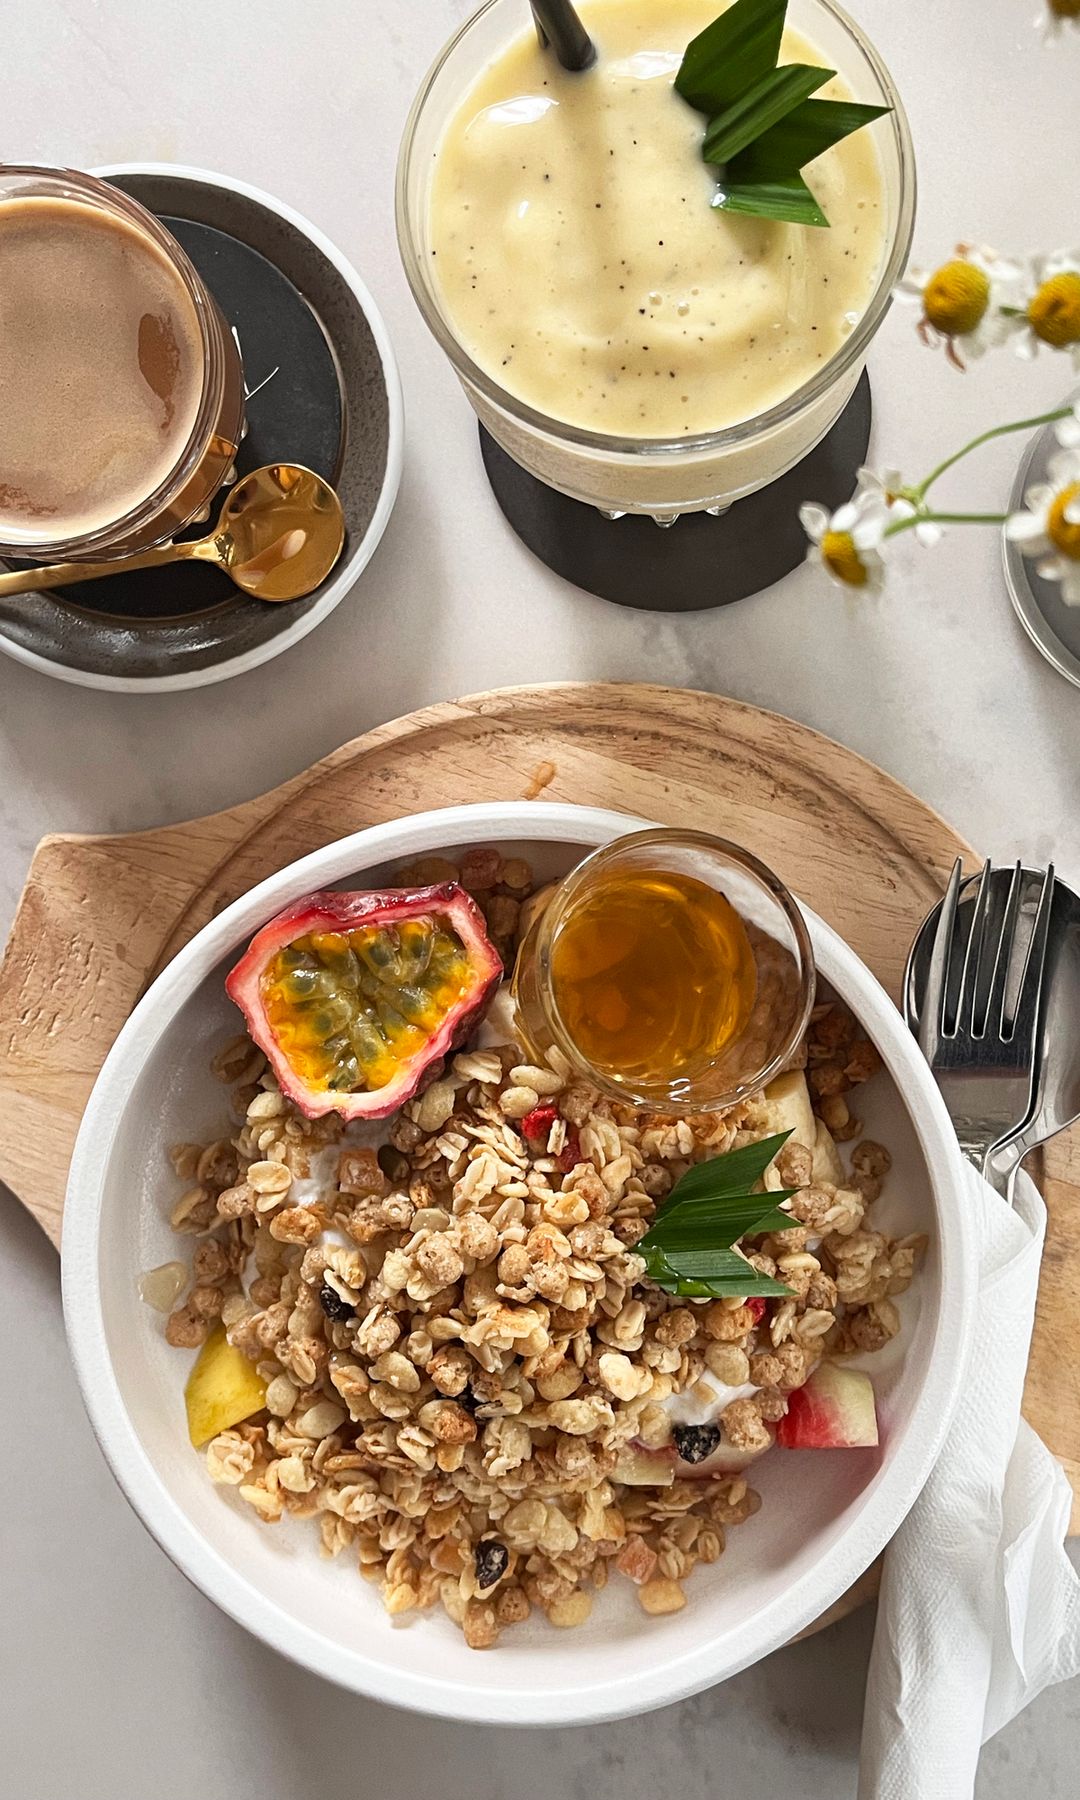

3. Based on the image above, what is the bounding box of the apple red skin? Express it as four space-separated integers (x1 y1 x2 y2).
225 883 503 1121
775 1364 879 1450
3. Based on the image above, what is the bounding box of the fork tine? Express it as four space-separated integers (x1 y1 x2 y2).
1009 864 1055 1044
957 860 994 1038
919 858 963 1058
985 862 1023 1039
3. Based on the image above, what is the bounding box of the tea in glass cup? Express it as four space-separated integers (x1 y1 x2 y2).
512 829 816 1113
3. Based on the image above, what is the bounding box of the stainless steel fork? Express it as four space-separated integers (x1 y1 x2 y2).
917 858 1055 1196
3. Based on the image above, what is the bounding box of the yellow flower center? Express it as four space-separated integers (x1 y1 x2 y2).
1048 483 1080 560
922 260 991 337
1049 0 1080 18
1027 272 1080 347
821 530 869 587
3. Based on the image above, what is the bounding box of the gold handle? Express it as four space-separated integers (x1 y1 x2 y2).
0 536 220 599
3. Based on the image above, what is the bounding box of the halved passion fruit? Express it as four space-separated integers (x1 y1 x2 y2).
225 883 503 1120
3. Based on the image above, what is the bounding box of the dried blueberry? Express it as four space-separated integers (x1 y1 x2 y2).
673 1423 722 1465
319 1282 355 1322
473 1538 509 1590
377 1143 411 1185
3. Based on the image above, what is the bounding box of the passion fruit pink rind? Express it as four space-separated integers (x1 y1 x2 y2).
225 882 503 1121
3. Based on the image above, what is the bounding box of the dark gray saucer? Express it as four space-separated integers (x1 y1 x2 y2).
0 167 402 689
480 373 872 611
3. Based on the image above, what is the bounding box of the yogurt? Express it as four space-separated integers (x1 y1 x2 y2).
664 1372 759 1425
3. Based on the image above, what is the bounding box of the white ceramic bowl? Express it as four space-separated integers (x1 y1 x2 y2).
62 802 976 1724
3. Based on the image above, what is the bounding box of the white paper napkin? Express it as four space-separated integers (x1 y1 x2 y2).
858 1166 1080 1799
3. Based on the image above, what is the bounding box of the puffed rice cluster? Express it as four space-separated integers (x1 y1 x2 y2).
158 860 925 1647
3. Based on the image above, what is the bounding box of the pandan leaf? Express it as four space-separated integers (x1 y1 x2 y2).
703 64 834 165
730 98 890 180
713 172 831 227
642 1244 794 1299
676 0 788 116
642 1196 801 1251
659 1132 792 1205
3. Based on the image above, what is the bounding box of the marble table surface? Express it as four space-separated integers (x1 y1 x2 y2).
2 1 1079 1794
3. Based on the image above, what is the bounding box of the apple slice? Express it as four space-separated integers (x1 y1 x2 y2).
614 1443 677 1487
775 1363 879 1450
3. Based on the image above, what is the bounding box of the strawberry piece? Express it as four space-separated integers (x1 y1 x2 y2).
521 1104 558 1142
745 1297 766 1324
558 1131 582 1172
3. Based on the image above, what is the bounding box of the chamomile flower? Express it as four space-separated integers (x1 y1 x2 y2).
1055 397 1080 450
858 468 945 545
1009 251 1080 370
1039 0 1080 42
800 482 893 593
1005 446 1080 606
896 247 1020 369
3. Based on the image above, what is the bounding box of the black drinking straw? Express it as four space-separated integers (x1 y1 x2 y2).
530 0 596 70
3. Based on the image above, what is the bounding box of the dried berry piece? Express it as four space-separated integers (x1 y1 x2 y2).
745 1298 767 1325
319 1282 355 1323
558 1131 582 1173
672 1423 723 1465
377 1143 411 1185
474 1538 509 1590
521 1104 558 1142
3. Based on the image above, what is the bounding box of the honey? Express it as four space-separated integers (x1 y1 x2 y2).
548 868 757 1088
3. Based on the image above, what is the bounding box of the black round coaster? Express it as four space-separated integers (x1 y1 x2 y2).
37 220 345 623
480 372 872 612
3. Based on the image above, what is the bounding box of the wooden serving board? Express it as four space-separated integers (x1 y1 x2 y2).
3 681 1077 1556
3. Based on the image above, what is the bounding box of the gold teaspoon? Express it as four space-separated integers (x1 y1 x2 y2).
0 464 346 604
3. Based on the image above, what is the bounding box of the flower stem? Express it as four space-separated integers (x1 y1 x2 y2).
884 509 1008 541
914 407 1070 500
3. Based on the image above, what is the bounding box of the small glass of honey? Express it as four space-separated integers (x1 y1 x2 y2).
512 830 815 1113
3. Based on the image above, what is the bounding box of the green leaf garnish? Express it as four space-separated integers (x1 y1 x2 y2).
651 1195 801 1249
655 1131 793 1203
638 1130 805 1300
729 98 890 180
642 1244 796 1300
702 64 833 165
675 0 890 228
675 0 788 115
712 172 830 228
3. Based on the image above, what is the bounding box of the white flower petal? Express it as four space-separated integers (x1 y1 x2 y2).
799 503 829 542
1061 569 1080 607
1006 511 1049 547
831 502 858 533
1048 448 1080 486
916 520 944 547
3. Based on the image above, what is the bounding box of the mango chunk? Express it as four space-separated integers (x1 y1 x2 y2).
184 1325 267 1448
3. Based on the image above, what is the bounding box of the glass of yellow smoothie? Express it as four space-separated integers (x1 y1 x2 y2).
397 0 914 521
